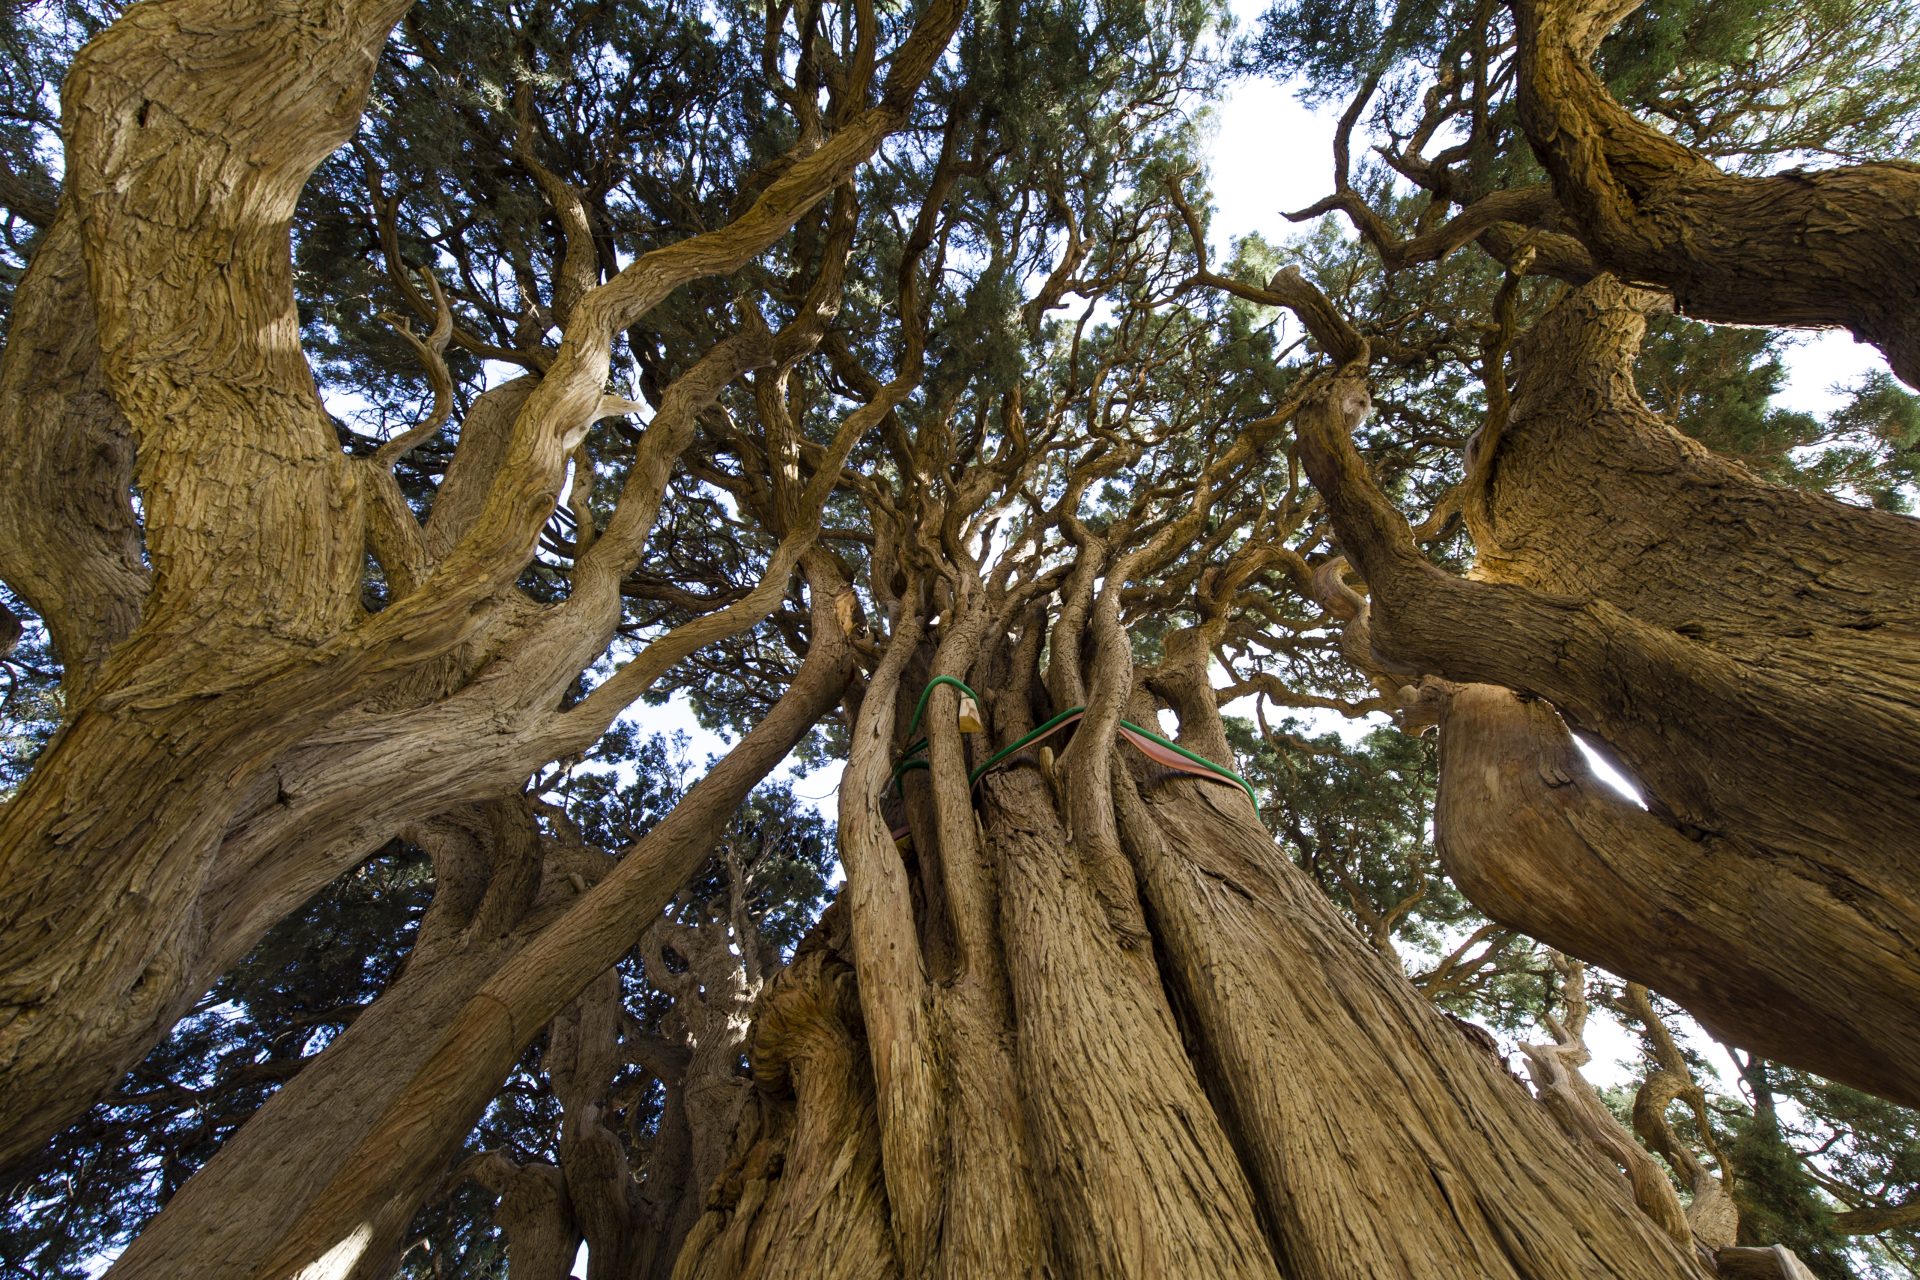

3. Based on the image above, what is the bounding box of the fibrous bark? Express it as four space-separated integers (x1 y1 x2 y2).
1294 274 1920 1105
1508 0 1920 386
1116 727 1703 1277
0 0 965 1173
674 905 899 1280
0 207 144 701
674 573 1712 1279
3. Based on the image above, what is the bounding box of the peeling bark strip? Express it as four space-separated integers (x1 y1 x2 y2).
1508 0 1920 386
1294 274 1920 1106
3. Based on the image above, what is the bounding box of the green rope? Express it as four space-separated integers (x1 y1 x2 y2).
902 675 982 743
889 679 1257 806
889 676 984 795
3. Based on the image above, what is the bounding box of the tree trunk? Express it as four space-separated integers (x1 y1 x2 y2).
0 0 409 1166
1294 274 1920 1107
673 904 900 1280
673 589 1713 1278
0 0 965 1171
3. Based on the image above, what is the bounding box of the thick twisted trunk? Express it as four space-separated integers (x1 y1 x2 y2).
106 618 843 1279
0 0 964 1170
1295 275 1920 1106
674 591 1710 1278
0 0 410 1170
1117 764 1703 1276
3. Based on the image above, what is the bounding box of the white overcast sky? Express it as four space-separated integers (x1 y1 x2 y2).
604 4 1889 1103
1202 0 1887 414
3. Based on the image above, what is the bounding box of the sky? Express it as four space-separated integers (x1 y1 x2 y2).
618 8 1891 1077
539 26 1910 1280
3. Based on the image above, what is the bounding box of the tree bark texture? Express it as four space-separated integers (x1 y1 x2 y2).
0 206 144 701
671 588 1713 1278
0 0 409 1173
1508 0 1920 387
673 906 901 1280
0 0 965 1173
1294 274 1920 1106
1434 683 1920 1109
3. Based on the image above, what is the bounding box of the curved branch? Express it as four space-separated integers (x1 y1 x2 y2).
0 206 147 696
1509 0 1920 385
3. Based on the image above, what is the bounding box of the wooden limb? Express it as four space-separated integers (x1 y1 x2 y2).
1519 955 1693 1248
372 267 456 471
511 83 598 329
1714 1246 1819 1280
1289 183 1592 279
243 564 854 1278
1832 1200 1920 1236
1508 0 1920 385
1434 682 1920 1109
1623 984 1738 1248
834 598 944 1276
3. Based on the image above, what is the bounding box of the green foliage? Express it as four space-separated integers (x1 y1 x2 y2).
1723 1106 1853 1278
1597 0 1920 163
0 848 434 1279
1813 374 1920 513
1247 0 1454 103
1639 319 1920 511
1252 0 1920 163
1756 1065 1920 1277
1636 317 1814 472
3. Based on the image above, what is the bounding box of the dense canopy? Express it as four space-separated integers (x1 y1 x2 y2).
2 0 1919 1274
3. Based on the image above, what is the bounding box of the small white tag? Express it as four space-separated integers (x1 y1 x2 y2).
957 694 985 734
